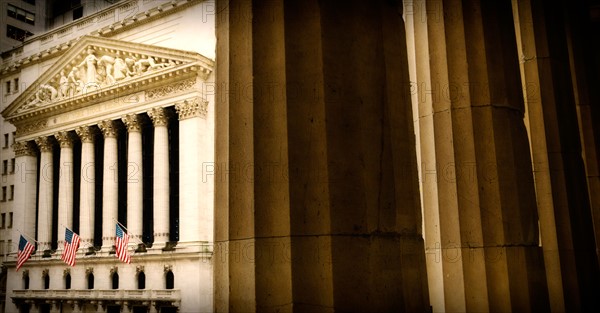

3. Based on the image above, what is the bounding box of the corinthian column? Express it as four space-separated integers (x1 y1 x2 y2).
55 131 74 250
99 120 119 251
35 136 54 254
148 107 170 247
11 141 38 254
176 98 212 244
122 114 144 247
76 126 96 250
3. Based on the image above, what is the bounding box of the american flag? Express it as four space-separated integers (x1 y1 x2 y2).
115 223 131 264
61 228 80 267
16 235 35 271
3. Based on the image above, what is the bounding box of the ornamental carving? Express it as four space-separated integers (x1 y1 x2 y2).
99 120 118 138
110 266 118 275
17 46 179 113
85 267 94 275
12 141 36 157
55 131 75 148
75 126 95 143
35 137 54 152
17 120 48 136
145 78 196 100
122 114 142 132
136 265 144 273
175 97 208 120
164 265 173 273
63 268 70 276
148 107 169 127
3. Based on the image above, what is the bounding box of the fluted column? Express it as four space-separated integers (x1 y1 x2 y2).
176 98 212 244
122 114 144 246
35 136 54 253
56 131 74 249
76 126 96 249
11 141 38 254
99 120 119 251
148 107 170 247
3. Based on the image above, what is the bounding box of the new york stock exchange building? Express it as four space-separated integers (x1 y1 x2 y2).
2 0 600 313
0 1 215 312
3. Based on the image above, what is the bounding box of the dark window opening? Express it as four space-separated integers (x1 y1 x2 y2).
167 107 179 242
65 273 71 289
73 6 83 20
142 114 154 244
112 272 119 289
87 273 94 289
6 25 33 41
43 274 50 289
138 271 145 289
51 142 60 251
23 274 29 289
165 271 174 289
94 126 104 247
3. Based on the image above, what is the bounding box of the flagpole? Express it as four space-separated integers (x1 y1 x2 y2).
113 218 146 246
16 229 40 245
59 224 94 249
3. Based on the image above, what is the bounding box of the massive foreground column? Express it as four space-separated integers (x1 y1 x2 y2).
99 120 119 251
215 0 429 311
11 141 38 253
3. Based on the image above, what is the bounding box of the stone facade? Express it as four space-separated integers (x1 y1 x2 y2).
1 1 215 312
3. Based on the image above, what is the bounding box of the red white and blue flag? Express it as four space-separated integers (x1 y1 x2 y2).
115 223 131 264
61 228 80 267
16 235 35 271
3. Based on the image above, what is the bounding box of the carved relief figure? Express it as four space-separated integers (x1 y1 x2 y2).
67 66 83 96
113 55 128 81
99 55 116 85
58 70 69 98
79 48 99 84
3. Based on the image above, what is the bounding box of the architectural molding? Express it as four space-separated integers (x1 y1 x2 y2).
99 120 118 138
148 107 169 127
75 126 95 143
35 137 53 152
55 131 75 148
175 97 208 120
145 78 196 100
17 120 48 137
12 141 37 157
122 114 142 132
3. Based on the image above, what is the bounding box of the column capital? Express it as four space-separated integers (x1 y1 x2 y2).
35 136 54 152
148 107 169 127
76 126 96 143
12 141 36 157
122 114 142 132
175 97 208 120
55 131 75 148
99 120 118 138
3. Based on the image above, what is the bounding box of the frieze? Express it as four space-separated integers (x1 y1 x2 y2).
145 78 196 100
17 120 48 137
12 141 37 157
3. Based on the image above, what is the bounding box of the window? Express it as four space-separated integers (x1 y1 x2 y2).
0 241 3 255
3 160 7 174
44 273 50 289
4 81 10 95
14 79 19 93
10 158 15 173
7 25 34 41
24 0 36 5
10 185 14 200
3 134 8 148
1 213 4 228
87 273 94 289
2 186 7 201
73 6 83 20
7 5 35 25
8 212 12 228
138 272 146 289
23 272 30 289
165 271 174 289
112 273 119 289
65 273 71 289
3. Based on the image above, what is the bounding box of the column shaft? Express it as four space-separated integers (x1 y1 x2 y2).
123 114 144 244
149 108 170 246
56 131 74 248
76 126 95 248
35 137 54 252
99 120 119 250
11 142 38 253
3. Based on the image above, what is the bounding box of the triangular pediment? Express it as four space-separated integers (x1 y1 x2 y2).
2 36 213 123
